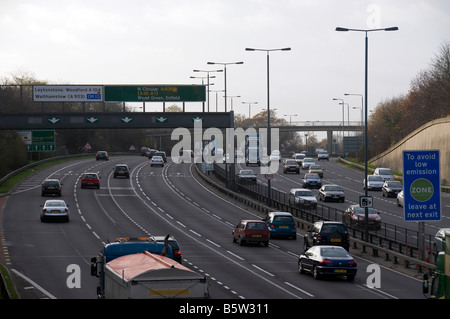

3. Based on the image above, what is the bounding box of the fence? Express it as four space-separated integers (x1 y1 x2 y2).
210 162 436 263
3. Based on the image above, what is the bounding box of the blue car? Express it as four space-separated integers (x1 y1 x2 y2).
263 212 297 239
298 245 357 281
301 173 322 189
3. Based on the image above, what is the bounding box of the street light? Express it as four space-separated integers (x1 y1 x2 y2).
224 95 241 111
333 98 345 153
246 47 291 207
242 101 258 118
336 25 398 241
194 69 223 112
284 114 298 126
207 62 243 112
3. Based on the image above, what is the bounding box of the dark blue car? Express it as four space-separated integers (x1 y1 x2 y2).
298 245 357 281
263 212 297 239
301 173 322 189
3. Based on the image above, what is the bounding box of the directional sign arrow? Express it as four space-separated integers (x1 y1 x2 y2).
192 117 203 122
156 117 168 123
86 117 99 123
121 117 133 123
48 117 60 124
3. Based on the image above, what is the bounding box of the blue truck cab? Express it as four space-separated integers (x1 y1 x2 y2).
91 236 174 298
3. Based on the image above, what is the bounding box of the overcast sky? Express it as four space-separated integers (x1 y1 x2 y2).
1 0 449 125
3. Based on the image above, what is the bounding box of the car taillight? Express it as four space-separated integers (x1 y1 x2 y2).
317 234 322 242
42 208 47 212
270 224 275 229
320 259 333 264
175 251 181 256
348 260 357 266
293 225 296 230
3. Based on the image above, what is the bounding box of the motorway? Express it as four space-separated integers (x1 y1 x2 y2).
3 154 447 299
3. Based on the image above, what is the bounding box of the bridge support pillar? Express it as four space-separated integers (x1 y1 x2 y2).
327 130 333 154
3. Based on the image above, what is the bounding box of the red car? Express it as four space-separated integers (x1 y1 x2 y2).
232 220 270 247
80 172 100 189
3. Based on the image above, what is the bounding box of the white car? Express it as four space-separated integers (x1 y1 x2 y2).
374 167 394 181
270 150 281 162
150 155 164 167
290 188 317 208
396 190 404 207
302 158 315 170
364 175 384 190
40 199 70 222
317 151 329 161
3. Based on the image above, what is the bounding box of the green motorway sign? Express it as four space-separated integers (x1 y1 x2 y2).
19 130 55 152
104 85 206 102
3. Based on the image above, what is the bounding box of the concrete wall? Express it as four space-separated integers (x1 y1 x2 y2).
369 115 450 186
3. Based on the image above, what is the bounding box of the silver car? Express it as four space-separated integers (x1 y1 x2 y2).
364 175 384 190
433 228 450 253
396 190 404 207
40 199 70 222
374 167 394 181
290 188 317 208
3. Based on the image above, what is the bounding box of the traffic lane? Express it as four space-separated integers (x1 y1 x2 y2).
134 161 314 298
4 171 100 298
147 161 415 299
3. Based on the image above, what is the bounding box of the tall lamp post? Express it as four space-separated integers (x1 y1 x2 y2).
284 114 298 126
193 69 223 112
207 61 243 112
333 98 345 154
246 47 291 207
207 61 243 189
336 26 398 241
242 101 258 118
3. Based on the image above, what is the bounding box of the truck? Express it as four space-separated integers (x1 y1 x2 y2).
245 134 260 166
90 236 210 299
423 230 450 299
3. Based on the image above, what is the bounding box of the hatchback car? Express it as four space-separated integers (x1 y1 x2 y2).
96 151 109 161
298 245 357 281
308 165 323 178
283 160 300 174
292 153 306 165
80 172 100 189
147 149 158 158
302 173 322 188
382 180 403 198
232 220 270 247
40 199 70 222
318 184 345 202
150 155 164 167
153 235 182 263
396 190 404 207
41 179 62 197
155 151 167 162
343 204 381 230
301 158 315 170
289 188 317 208
304 221 350 251
374 167 394 181
237 169 257 183
317 151 329 161
114 164 130 178
269 150 281 162
263 212 297 239
364 175 384 190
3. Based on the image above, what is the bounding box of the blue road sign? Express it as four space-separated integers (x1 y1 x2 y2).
403 150 441 221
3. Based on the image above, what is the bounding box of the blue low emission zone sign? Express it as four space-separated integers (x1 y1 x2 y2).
403 150 441 221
